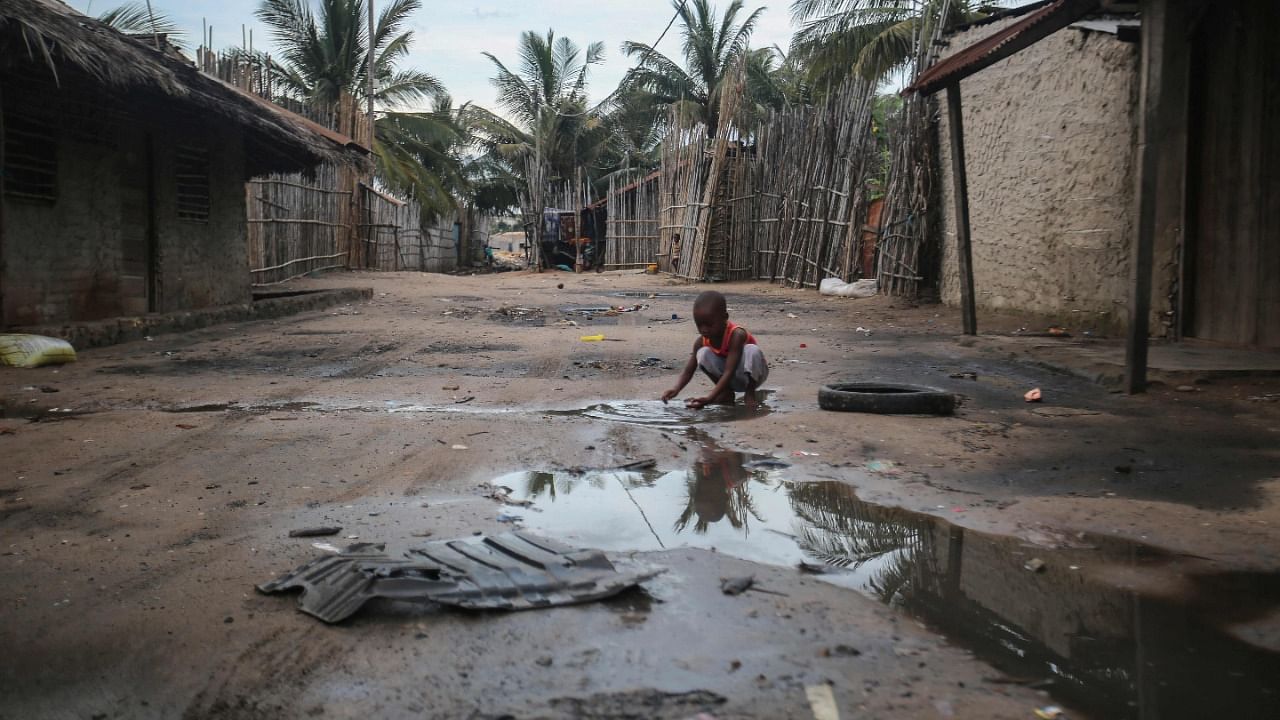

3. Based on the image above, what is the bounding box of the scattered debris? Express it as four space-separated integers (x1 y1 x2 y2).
175 423 197 430
1034 707 1065 720
289 527 342 538
497 512 523 523
805 683 840 720
580 334 605 342
948 372 978 380
454 396 476 404
311 542 342 553
719 575 788 597
865 459 897 473
257 532 662 623
1247 393 1280 403
721 576 755 595
1024 558 1046 573
484 485 533 507
1024 388 1043 403
743 458 790 470
451 444 468 450
798 561 836 575
1175 385 1198 393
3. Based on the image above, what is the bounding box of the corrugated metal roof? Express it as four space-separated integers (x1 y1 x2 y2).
905 0 1102 96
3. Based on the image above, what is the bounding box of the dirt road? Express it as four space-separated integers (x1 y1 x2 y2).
3 270 1278 719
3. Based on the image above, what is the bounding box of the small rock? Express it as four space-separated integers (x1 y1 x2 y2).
223 616 234 624
288 527 342 538
1024 558 1046 573
536 656 553 667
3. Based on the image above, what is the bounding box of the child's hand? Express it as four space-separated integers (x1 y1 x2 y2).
661 388 679 404
685 396 709 409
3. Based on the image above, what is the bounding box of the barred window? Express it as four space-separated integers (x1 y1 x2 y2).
176 145 210 222
3 112 57 203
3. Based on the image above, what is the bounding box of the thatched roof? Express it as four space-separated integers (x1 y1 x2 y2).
0 0 369 176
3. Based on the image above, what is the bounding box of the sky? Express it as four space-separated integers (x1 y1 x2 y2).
72 1 799 112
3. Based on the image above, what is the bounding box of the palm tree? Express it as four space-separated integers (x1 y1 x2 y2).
480 30 606 181
255 0 442 119
96 2 185 47
254 1 465 218
790 0 1014 88
621 0 765 138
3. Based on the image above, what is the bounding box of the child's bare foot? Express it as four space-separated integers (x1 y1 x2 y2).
711 388 736 405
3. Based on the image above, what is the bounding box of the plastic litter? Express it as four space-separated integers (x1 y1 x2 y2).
580 334 605 342
819 277 878 298
1034 707 1065 720
805 684 840 720
0 334 77 368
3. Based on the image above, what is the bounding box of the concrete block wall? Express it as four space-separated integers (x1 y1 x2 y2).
935 18 1143 334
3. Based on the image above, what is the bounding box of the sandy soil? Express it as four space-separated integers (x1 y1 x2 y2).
2 269 1278 719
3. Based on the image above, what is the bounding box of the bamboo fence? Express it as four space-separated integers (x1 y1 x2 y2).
742 79 878 288
875 3 952 297
247 165 350 285
655 72 879 287
604 171 660 269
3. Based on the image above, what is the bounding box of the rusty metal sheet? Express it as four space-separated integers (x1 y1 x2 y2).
257 532 661 623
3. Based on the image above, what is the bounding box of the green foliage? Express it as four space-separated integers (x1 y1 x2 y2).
253 0 479 220
789 0 1012 88
620 0 765 138
255 0 442 110
96 2 186 47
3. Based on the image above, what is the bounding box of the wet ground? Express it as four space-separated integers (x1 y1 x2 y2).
2 270 1279 719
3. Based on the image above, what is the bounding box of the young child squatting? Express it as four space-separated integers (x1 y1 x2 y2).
662 291 769 409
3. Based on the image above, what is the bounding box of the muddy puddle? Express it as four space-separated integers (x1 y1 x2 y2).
496 448 1280 719
550 399 770 427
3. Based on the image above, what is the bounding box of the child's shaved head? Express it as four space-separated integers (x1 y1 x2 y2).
693 291 727 315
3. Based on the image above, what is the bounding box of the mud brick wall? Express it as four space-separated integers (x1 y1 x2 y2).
2 77 251 327
936 19 1149 335
151 118 251 314
2 115 129 325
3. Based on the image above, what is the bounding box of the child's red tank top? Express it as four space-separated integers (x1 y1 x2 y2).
703 321 758 357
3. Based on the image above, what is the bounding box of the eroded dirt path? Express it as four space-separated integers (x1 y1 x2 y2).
2 270 1278 719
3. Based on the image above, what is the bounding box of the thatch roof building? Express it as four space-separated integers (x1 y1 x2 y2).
0 0 368 327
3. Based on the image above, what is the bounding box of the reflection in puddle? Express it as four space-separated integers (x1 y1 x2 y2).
553 400 770 427
500 448 1280 720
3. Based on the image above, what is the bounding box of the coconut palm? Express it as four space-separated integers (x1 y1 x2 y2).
621 0 765 138
790 0 1015 88
255 0 442 114
96 2 185 46
253 1 466 218
480 30 606 181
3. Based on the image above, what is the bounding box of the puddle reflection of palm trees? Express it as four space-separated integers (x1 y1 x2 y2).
674 451 767 534
786 482 938 604
522 469 658 500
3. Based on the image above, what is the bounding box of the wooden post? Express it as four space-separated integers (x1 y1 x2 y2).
946 83 978 335
1125 0 1166 394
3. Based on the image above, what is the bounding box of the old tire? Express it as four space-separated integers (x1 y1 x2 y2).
818 382 956 416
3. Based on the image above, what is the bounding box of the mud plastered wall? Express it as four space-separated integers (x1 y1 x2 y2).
937 19 1140 334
